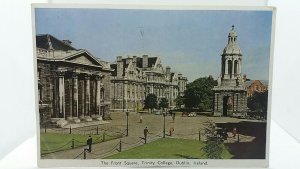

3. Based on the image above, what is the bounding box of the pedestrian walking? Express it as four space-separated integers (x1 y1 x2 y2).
232 127 237 139
143 127 149 144
86 135 93 152
172 113 175 122
144 127 149 138
169 127 174 136
140 113 143 123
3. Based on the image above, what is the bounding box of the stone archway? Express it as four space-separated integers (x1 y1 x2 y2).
223 96 229 116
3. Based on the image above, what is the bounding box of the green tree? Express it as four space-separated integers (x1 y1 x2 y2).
174 96 184 109
144 93 158 113
183 77 217 111
247 90 268 113
159 98 169 110
202 120 223 159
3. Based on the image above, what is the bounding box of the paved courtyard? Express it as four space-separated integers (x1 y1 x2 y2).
42 112 266 159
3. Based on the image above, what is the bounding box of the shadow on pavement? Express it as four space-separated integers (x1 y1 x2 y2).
216 121 266 159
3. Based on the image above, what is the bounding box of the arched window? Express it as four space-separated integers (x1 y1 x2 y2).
234 60 238 74
228 60 233 76
222 59 225 75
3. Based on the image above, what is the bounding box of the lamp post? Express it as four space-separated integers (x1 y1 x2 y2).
126 109 129 136
163 111 166 138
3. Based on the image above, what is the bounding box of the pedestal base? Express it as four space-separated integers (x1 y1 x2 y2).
84 116 93 122
56 119 68 127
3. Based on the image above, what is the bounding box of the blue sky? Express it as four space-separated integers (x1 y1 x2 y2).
35 8 273 81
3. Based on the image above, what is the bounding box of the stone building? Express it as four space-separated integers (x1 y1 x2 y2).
178 73 188 97
213 26 248 116
110 55 187 112
36 34 113 126
246 80 268 97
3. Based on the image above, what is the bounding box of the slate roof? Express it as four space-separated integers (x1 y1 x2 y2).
136 57 143 68
136 57 157 68
110 64 117 76
36 34 76 51
148 57 157 67
111 56 158 77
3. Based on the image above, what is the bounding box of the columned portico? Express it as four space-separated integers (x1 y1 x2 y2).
53 72 107 122
36 34 113 127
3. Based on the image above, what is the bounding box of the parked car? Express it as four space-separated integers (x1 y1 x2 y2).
188 112 197 117
155 111 162 115
182 112 189 116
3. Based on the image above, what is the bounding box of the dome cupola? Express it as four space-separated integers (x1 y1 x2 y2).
223 25 242 55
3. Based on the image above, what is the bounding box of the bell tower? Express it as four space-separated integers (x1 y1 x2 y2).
220 25 243 86
213 25 247 117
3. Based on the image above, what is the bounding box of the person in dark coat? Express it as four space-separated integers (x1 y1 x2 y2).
86 135 93 152
144 127 149 139
172 113 176 122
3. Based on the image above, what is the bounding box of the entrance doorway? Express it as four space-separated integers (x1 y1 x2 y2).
223 96 230 116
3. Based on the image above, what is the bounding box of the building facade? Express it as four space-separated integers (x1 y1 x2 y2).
36 34 113 126
110 55 187 112
246 80 268 97
213 26 248 116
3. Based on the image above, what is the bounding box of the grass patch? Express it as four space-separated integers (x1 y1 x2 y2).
40 132 121 155
106 138 233 159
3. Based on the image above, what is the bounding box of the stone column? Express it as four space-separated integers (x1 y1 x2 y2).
136 84 139 100
150 84 154 94
69 80 73 118
239 60 242 74
170 86 173 106
72 73 78 117
232 93 235 112
58 72 65 118
225 59 228 74
232 59 235 75
96 76 101 116
134 83 137 101
80 79 85 117
235 93 239 112
85 75 90 117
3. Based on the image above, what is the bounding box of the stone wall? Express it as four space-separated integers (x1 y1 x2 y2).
213 90 247 116
38 62 54 117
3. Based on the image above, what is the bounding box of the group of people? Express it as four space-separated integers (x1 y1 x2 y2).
216 127 238 142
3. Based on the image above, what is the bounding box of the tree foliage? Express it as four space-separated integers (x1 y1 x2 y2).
144 93 158 113
158 98 169 110
247 90 268 113
201 120 223 159
174 96 184 108
202 141 223 159
183 77 217 111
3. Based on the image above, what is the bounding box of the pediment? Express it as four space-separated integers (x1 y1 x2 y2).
155 64 164 73
65 51 102 67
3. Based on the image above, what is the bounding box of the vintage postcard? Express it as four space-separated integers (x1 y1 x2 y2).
32 4 275 168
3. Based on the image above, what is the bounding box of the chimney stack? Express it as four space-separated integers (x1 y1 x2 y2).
117 56 123 77
142 55 148 68
132 56 137 68
166 66 171 77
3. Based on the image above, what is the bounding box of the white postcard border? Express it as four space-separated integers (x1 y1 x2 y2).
32 3 276 168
